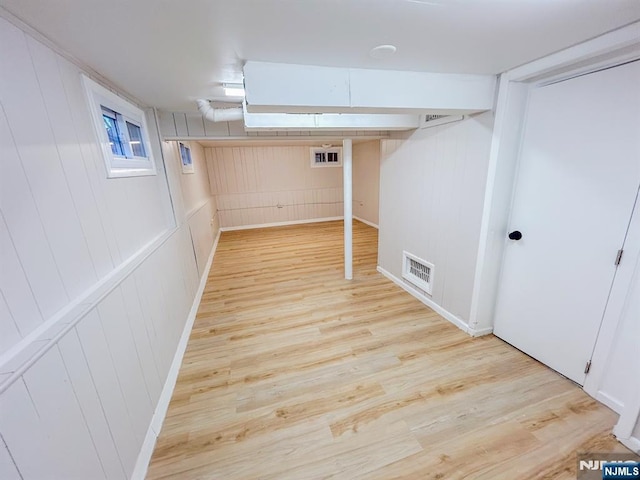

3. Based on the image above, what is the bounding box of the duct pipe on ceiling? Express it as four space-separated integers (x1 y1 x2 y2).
196 99 244 122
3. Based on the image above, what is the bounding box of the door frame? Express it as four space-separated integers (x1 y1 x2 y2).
493 62 640 387
468 21 640 438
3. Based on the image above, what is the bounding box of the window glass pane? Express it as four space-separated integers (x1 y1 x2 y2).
327 152 338 163
179 143 189 166
126 121 146 157
102 108 124 156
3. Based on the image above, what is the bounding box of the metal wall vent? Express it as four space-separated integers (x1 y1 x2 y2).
402 251 434 295
420 114 464 129
425 114 447 123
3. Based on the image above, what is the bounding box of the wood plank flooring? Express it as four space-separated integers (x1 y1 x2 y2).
146 220 634 479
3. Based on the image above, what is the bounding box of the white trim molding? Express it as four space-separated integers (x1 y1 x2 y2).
82 74 157 178
353 216 379 229
614 390 640 454
596 391 625 415
467 325 494 337
131 229 221 480
185 199 214 221
377 265 476 335
466 22 640 447
611 319 640 453
220 216 343 232
505 22 640 83
0 227 175 392
622 437 640 454
469 22 640 332
583 191 640 409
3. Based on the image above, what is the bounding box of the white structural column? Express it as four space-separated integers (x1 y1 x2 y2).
343 138 353 280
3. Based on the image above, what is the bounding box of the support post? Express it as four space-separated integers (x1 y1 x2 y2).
343 139 353 280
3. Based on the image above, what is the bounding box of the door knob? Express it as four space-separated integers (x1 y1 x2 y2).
508 230 522 240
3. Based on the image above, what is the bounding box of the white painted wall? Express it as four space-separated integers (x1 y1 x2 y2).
206 145 344 228
171 141 219 275
176 141 214 218
0 21 173 347
0 16 218 480
378 113 494 326
353 140 380 227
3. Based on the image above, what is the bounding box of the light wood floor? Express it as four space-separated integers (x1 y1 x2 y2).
147 220 634 479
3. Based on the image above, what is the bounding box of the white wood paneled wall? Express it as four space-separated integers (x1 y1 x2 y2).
0 16 219 479
0 16 173 348
206 146 344 228
352 140 381 227
158 110 388 140
377 113 494 326
174 141 219 276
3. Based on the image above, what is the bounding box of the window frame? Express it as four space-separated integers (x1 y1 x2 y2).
309 147 343 168
82 75 157 178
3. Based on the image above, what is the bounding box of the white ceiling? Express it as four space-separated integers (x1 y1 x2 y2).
2 0 639 112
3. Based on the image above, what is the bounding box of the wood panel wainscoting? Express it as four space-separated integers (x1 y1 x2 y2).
146 221 635 479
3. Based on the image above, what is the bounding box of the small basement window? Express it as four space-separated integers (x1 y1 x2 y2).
179 142 194 174
83 75 156 178
310 147 342 168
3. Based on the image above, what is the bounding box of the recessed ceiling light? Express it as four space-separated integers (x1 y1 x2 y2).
369 44 397 59
223 83 245 97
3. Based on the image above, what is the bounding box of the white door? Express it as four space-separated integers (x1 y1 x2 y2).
493 60 640 385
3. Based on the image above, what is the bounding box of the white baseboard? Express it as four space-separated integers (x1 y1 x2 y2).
353 216 379 229
220 216 343 232
376 265 472 335
467 325 494 337
596 390 624 415
131 229 221 480
620 436 640 454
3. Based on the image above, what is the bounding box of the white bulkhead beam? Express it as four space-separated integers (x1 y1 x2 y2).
244 62 350 113
244 61 496 115
242 103 419 131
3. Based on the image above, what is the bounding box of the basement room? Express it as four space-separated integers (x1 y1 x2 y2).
0 1 639 479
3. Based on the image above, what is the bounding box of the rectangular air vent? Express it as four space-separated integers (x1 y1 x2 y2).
402 251 434 295
420 114 464 129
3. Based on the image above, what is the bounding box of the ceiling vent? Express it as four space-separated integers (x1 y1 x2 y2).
402 251 434 295
420 114 464 129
